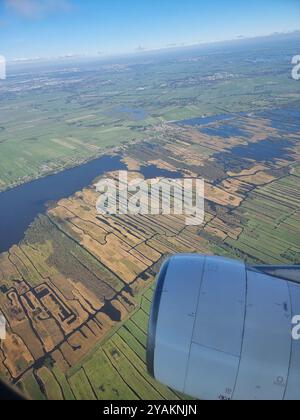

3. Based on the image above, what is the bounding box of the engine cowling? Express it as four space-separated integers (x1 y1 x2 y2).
147 254 300 400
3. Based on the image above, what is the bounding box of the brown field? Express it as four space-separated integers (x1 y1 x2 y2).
0 109 299 399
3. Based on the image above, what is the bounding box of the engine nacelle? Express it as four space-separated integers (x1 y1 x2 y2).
147 255 300 400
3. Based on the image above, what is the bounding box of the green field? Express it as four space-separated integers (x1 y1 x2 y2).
2 34 300 401
1 34 300 191
224 175 300 264
65 285 180 401
19 285 181 401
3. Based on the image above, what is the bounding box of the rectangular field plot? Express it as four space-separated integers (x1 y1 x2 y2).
68 369 97 400
226 175 300 264
63 287 180 400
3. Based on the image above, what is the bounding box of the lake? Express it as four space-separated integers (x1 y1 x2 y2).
0 155 182 253
178 114 235 127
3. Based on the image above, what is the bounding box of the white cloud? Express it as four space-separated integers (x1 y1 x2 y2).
4 0 72 19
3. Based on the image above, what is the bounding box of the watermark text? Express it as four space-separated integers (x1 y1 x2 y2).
292 55 300 81
292 315 300 341
0 55 6 80
95 172 205 226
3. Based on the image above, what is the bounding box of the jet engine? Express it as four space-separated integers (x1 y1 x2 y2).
147 255 300 400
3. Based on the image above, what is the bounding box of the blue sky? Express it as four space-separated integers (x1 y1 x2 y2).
0 0 300 60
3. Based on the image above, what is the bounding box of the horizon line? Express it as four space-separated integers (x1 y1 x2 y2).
7 29 300 66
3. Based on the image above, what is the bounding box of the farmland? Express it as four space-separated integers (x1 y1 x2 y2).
225 175 300 264
0 100 299 399
0 34 300 399
1 33 300 192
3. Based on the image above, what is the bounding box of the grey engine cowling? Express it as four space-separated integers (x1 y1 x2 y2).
147 254 300 400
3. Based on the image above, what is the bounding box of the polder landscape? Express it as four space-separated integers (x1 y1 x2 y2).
0 33 300 400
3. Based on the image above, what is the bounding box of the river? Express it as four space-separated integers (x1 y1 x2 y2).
0 155 182 253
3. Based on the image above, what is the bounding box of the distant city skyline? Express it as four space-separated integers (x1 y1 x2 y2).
1 0 300 61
